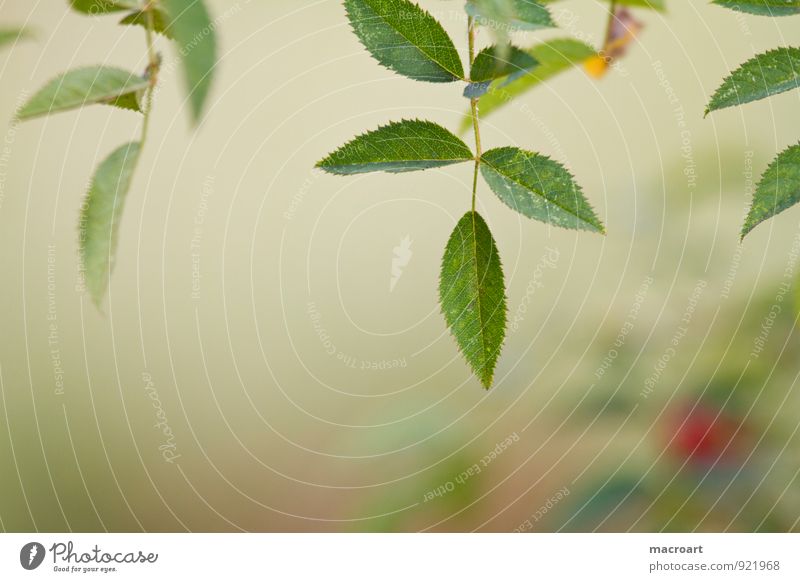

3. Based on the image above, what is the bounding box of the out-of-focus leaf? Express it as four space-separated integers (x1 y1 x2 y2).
161 0 217 123
713 0 800 16
440 211 507 389
540 0 665 10
742 143 800 238
480 147 605 233
80 142 141 306
706 47 800 115
316 120 473 175
119 7 174 39
69 0 140 14
17 66 149 120
466 0 555 30
343 0 464 83
460 38 595 131
465 45 538 98
0 28 30 50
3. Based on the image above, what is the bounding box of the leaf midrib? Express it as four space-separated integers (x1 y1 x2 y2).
469 212 491 378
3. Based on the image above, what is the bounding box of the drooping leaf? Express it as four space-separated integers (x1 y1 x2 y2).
17 66 150 120
706 47 800 115
439 211 507 388
120 7 175 39
712 0 800 16
79 142 141 306
0 27 30 49
480 147 605 233
316 120 473 175
344 0 464 83
465 0 555 31
161 0 217 123
460 38 595 131
69 0 140 14
540 0 665 10
742 143 800 238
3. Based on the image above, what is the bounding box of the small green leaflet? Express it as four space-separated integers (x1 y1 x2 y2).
742 143 800 238
460 38 595 131
706 47 800 115
465 0 555 30
712 0 800 16
480 147 605 233
120 8 175 39
161 0 217 123
69 0 140 14
316 120 473 175
80 142 141 306
465 45 538 98
17 66 150 120
0 28 30 50
439 211 507 388
344 0 464 82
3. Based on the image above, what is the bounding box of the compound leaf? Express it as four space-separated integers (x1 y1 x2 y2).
344 0 464 82
17 66 149 120
706 47 800 115
742 143 800 238
440 211 507 389
162 0 217 123
712 0 800 16
80 142 141 306
460 38 595 131
481 147 605 233
316 119 473 175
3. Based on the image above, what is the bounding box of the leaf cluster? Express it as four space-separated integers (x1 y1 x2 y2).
17 0 218 306
706 2 800 238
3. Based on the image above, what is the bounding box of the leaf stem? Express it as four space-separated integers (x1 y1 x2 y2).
140 1 160 148
468 16 482 214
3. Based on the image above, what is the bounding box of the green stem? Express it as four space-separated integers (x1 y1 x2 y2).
468 16 482 215
140 2 159 147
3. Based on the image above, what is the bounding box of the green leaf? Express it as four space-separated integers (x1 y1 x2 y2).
344 0 464 83
79 142 141 306
69 0 140 14
706 47 800 115
162 0 217 123
466 0 555 31
460 38 595 131
439 211 507 389
712 0 800 16
470 45 539 83
120 8 175 39
480 147 605 233
316 120 473 175
540 0 665 10
742 143 800 238
17 66 150 120
0 27 30 49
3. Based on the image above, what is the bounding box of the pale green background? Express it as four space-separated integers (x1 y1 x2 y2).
0 0 799 531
